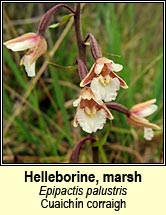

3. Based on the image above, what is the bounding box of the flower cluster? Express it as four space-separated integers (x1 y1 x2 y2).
73 56 127 133
3 4 160 142
73 53 160 140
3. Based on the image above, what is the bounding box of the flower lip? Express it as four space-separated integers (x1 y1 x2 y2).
144 127 154 141
75 108 107 133
20 54 36 77
90 76 120 102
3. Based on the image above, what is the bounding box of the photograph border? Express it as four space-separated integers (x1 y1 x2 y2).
1 0 165 166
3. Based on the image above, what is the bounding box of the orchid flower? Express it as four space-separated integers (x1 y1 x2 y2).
127 99 161 140
3 32 47 77
73 87 113 133
80 57 128 102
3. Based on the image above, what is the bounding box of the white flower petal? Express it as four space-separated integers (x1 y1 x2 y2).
4 40 36 51
137 104 158 118
94 64 104 74
22 55 36 77
144 127 154 140
73 97 81 107
91 77 120 102
111 63 123 72
76 108 107 133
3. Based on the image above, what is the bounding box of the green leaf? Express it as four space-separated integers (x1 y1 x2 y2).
48 62 77 71
49 13 74 29
14 118 40 144
3 47 27 90
93 130 109 147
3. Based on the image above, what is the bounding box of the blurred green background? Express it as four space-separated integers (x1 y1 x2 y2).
3 3 163 163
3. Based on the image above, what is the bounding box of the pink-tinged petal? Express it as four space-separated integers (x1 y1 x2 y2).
91 76 120 102
4 33 37 43
4 39 36 51
76 108 107 133
110 71 128 89
80 87 103 105
135 104 158 118
3 33 38 51
29 35 47 65
20 55 36 77
127 113 160 129
96 57 112 64
73 97 81 107
111 63 123 72
4 33 47 77
144 127 154 140
130 99 157 113
80 63 96 87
